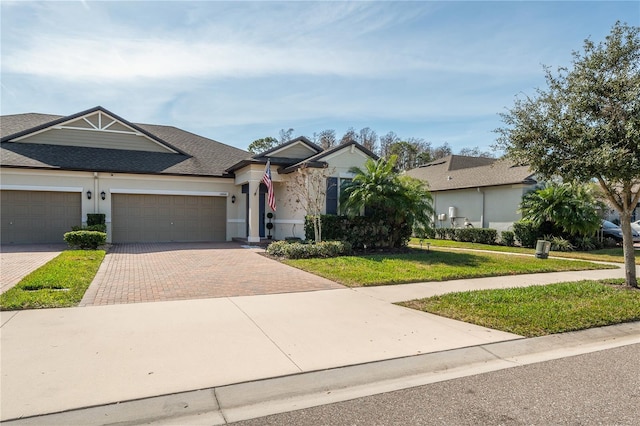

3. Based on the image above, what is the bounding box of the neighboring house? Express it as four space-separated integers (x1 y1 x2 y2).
0 106 376 244
406 155 538 232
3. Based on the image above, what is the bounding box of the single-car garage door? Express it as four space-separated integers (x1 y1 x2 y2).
0 190 81 244
112 194 226 243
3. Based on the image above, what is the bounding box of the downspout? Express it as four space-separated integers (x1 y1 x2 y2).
478 187 485 228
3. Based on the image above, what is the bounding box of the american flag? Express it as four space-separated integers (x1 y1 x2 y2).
262 159 276 212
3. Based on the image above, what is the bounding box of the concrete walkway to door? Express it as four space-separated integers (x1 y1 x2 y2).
80 242 344 306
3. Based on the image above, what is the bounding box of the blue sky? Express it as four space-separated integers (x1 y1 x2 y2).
1 1 638 153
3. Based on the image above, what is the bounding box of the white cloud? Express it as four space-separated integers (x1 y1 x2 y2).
1 1 541 82
4 36 377 80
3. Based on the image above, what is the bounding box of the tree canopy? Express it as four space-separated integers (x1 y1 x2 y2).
519 182 604 237
495 21 640 287
247 137 278 154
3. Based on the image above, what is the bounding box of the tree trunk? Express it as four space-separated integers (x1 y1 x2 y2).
619 212 638 288
313 215 322 243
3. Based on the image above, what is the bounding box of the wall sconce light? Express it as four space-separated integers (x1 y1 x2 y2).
231 195 236 203
101 191 106 200
87 190 92 200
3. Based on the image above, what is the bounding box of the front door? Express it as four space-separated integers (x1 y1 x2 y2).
242 183 267 238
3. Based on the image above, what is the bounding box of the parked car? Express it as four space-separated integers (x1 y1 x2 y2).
631 220 640 234
601 220 640 243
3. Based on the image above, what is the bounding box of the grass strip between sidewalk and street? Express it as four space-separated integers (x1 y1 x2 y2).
283 249 614 287
409 238 640 264
399 279 640 337
0 250 105 310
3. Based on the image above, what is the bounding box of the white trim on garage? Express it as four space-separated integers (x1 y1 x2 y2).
0 185 83 192
110 188 228 197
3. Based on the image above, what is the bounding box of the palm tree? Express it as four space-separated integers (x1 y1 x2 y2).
519 182 604 237
340 156 434 248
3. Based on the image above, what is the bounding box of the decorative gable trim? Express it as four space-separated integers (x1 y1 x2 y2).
319 144 373 162
267 140 318 158
3 106 185 155
254 136 322 159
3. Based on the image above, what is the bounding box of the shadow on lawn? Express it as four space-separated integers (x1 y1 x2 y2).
355 248 482 267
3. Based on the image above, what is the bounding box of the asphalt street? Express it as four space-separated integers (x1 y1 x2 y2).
231 343 640 426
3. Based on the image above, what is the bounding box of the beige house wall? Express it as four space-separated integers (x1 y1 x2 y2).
432 184 533 232
269 147 372 240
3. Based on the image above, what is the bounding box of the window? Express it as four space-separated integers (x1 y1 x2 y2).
325 177 351 215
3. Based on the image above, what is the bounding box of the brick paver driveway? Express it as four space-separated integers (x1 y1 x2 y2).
0 244 65 294
81 242 344 306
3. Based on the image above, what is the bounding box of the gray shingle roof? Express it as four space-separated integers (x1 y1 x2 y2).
406 155 536 191
1 109 250 177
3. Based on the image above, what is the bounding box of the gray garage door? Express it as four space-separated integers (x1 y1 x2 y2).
0 190 81 244
112 194 226 243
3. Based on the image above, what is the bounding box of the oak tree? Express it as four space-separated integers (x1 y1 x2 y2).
495 22 640 287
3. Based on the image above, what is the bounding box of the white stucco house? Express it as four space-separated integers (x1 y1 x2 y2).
406 155 538 232
0 106 376 244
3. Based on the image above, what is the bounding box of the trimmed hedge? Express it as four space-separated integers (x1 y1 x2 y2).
304 215 412 249
63 231 106 249
433 228 498 245
266 240 352 259
87 213 106 227
72 224 107 232
501 230 516 247
513 220 541 248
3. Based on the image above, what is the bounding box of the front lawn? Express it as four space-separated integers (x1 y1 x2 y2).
409 238 639 264
399 279 640 337
0 250 105 310
282 249 614 287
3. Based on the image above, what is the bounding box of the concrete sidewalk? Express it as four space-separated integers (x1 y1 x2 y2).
354 264 634 303
1 266 638 423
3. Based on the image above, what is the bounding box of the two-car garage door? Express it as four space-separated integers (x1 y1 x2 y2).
111 194 226 243
0 191 226 244
0 190 81 244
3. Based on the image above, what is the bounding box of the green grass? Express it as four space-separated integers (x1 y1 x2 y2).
283 249 614 287
399 279 640 337
0 250 105 310
409 238 640 264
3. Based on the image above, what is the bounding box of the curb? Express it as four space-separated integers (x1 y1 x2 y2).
4 322 639 425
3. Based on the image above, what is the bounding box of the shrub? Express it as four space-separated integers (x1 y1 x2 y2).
433 228 497 245
513 220 541 248
63 231 106 249
72 224 107 232
501 231 515 246
414 227 435 239
467 229 498 245
453 228 475 242
87 213 106 227
266 240 352 259
434 228 448 240
304 215 411 249
572 235 602 251
547 235 574 252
